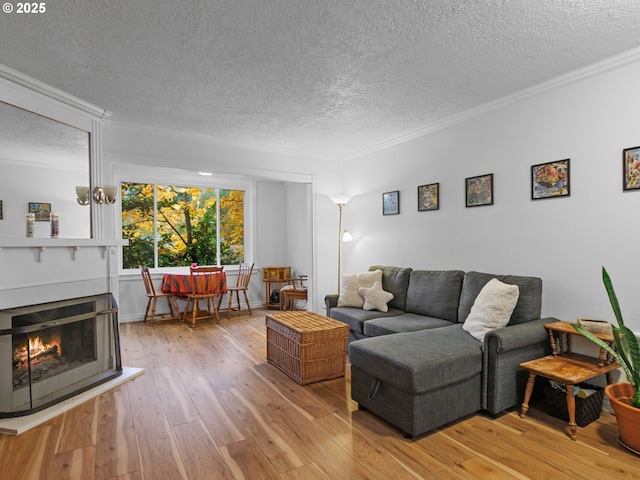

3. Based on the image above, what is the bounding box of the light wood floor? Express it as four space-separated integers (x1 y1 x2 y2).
1 309 637 479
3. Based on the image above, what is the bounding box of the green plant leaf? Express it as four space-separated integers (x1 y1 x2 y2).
603 267 624 328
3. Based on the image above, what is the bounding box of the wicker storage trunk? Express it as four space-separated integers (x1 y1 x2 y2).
266 311 348 385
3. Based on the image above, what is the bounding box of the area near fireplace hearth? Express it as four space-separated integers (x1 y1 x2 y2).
0 238 142 435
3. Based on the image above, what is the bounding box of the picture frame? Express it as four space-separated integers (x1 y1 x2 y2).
28 202 51 221
0 200 3 220
418 183 439 211
531 159 570 200
622 146 640 191
382 190 399 215
465 174 493 207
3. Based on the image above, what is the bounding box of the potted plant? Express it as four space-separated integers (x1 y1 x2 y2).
572 267 640 453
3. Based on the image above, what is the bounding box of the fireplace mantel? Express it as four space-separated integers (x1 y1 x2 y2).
0 238 128 311
0 239 128 262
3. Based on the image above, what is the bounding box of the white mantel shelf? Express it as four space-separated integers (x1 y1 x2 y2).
0 238 128 262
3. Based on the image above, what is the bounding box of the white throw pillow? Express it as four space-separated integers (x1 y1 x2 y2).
463 278 520 342
337 270 383 308
359 281 394 312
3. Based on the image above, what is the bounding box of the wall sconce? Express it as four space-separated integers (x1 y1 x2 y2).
93 185 118 205
75 186 90 205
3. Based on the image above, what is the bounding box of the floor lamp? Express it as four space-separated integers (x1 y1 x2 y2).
329 195 353 292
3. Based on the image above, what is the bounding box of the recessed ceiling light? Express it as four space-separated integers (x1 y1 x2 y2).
198 171 213 176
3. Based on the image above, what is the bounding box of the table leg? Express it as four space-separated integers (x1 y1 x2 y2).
605 371 613 385
565 383 577 441
520 372 536 418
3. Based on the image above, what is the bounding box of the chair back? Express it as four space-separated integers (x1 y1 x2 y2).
141 267 156 297
235 262 254 288
189 266 224 295
291 275 308 290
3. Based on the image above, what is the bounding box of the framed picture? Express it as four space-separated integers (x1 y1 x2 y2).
531 159 570 200
28 202 51 221
623 146 640 191
465 174 493 207
418 183 439 211
382 190 399 215
0 200 3 220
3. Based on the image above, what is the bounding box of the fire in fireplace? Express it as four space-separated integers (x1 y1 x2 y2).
12 319 97 390
0 293 121 417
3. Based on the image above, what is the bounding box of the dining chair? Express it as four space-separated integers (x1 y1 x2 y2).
140 267 180 325
279 275 308 311
183 266 224 327
225 262 254 318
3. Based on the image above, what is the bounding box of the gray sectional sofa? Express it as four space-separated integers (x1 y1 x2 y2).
325 265 558 438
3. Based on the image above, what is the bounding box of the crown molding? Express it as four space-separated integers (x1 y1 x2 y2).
0 157 86 173
342 45 640 161
0 63 111 119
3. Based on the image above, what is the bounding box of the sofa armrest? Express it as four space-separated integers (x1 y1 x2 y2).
482 317 560 415
325 294 339 316
484 317 559 353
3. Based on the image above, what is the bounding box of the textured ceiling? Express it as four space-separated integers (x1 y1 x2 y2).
2 0 640 159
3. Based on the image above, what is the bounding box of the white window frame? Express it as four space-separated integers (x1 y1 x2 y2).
114 166 256 274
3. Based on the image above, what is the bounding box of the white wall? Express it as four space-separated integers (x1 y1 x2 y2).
342 56 640 333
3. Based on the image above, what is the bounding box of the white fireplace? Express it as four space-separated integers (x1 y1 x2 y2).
0 238 129 421
0 292 121 416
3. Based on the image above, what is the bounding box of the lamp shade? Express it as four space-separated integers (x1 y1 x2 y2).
329 194 353 206
341 230 353 242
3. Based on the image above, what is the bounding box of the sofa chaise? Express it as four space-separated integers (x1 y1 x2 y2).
325 265 558 438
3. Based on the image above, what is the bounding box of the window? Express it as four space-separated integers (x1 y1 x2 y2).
121 182 245 269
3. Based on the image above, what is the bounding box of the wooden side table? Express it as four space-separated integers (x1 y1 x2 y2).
519 321 619 440
262 266 291 310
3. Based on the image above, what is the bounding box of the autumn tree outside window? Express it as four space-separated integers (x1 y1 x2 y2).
121 182 245 269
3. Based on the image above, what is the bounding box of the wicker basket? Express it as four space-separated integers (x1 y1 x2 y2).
544 383 604 427
266 311 348 385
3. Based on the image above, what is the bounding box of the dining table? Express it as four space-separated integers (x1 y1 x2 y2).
160 270 228 296
161 270 228 322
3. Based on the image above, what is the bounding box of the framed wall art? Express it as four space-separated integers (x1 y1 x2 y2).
531 159 570 200
623 145 640 191
465 174 493 207
418 183 439 211
28 202 51 221
382 190 399 215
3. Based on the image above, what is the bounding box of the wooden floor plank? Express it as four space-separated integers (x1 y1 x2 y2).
314 413 425 479
219 438 282 479
280 463 331 480
95 389 139 480
47 445 97 480
55 397 98 454
182 375 246 447
218 386 311 473
172 419 235 479
0 425 53 480
131 403 188 480
151 366 200 426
